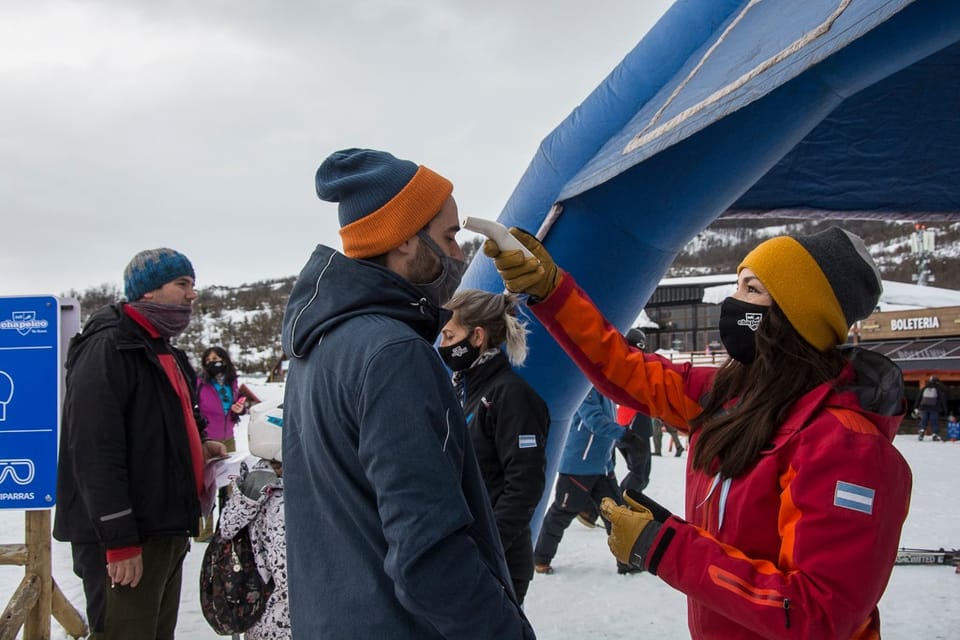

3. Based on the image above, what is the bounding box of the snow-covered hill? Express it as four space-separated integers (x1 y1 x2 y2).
673 219 960 289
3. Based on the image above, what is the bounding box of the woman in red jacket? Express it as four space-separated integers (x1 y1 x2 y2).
485 226 911 640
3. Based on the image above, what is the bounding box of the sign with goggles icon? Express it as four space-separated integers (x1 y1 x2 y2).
0 459 35 486
0 296 63 509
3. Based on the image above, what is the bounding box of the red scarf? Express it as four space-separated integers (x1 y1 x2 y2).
124 305 205 497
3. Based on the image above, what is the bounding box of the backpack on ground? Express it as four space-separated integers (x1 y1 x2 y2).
199 523 275 635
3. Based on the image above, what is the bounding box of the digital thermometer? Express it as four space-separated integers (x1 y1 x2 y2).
461 217 535 258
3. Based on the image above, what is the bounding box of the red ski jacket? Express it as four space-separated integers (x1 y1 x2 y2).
532 273 912 640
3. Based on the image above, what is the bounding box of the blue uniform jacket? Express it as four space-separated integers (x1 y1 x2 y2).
559 387 626 476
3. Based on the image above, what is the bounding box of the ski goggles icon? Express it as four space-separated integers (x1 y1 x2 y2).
0 459 35 486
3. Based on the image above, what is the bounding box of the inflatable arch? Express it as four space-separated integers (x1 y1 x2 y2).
459 0 960 532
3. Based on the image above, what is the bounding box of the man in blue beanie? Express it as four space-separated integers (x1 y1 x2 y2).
281 148 534 639
54 248 226 640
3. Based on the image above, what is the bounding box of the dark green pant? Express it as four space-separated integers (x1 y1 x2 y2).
72 536 189 640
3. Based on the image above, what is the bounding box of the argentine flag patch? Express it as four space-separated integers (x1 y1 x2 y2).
834 481 875 515
518 435 538 449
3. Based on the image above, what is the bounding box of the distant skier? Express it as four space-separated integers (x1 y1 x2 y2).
916 376 949 440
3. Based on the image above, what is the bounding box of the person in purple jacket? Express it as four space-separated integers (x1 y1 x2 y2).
195 345 246 540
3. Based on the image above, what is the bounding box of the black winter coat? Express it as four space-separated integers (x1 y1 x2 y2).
53 303 207 548
916 379 949 414
456 352 550 582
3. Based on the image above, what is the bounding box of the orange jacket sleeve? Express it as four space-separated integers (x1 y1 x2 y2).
530 272 714 431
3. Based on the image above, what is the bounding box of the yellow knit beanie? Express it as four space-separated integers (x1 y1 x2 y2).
738 227 882 350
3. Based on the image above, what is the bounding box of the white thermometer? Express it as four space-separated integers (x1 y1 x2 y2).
461 217 535 258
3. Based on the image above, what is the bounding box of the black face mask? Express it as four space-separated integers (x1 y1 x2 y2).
415 231 467 308
205 360 226 377
718 297 769 364
438 336 481 372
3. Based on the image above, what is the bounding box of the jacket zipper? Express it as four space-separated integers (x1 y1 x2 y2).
783 598 791 629
581 431 594 460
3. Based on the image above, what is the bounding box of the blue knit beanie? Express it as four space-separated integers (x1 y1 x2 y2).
123 248 195 301
316 148 453 258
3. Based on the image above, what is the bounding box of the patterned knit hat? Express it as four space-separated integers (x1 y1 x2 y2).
123 248 195 301
316 148 453 258
738 227 882 351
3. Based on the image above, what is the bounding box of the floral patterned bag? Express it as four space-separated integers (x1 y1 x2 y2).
199 523 275 635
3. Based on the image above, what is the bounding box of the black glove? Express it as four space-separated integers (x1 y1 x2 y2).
616 428 638 451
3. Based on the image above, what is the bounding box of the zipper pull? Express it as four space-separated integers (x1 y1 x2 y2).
783 598 791 629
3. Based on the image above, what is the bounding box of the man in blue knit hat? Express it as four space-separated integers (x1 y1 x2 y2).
54 248 226 640
282 148 534 639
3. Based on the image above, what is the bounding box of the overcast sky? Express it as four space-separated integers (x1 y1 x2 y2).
1 1 672 297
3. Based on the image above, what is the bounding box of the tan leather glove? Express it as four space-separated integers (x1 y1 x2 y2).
600 495 657 567
482 228 561 300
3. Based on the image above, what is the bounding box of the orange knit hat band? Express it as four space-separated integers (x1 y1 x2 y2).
338 166 452 258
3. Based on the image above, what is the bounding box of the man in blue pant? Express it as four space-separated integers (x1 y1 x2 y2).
916 375 949 440
533 386 635 575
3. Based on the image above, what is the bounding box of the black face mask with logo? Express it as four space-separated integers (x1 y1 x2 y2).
438 336 481 372
718 297 769 364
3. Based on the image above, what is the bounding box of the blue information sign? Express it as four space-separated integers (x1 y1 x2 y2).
0 296 60 510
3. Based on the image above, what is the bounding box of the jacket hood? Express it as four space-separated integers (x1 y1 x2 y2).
282 245 451 359
65 304 123 368
81 303 122 336
834 345 906 440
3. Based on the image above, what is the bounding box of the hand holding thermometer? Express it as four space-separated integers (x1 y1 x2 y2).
461 217 536 259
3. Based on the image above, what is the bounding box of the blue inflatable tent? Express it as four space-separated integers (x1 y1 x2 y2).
460 0 960 531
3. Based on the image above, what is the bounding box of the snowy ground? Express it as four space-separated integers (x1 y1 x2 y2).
2 382 957 639
524 435 960 640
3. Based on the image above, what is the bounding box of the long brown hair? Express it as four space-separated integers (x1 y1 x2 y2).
690 303 845 477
